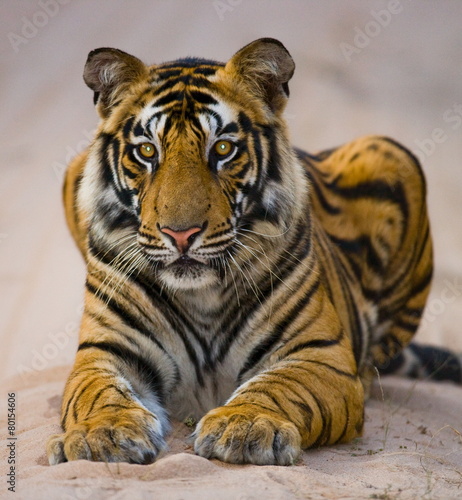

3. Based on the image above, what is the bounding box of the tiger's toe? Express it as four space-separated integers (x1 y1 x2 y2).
47 409 166 465
193 406 301 465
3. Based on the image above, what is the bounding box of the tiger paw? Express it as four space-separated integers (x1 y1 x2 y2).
47 407 167 465
193 405 301 465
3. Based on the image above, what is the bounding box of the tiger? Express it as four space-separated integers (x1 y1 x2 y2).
47 38 460 467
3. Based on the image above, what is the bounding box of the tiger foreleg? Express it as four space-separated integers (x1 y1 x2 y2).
47 334 170 464
194 343 364 465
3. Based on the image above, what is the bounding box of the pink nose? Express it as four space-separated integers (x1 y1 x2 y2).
159 226 203 253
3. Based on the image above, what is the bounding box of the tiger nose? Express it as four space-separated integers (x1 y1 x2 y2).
159 225 203 254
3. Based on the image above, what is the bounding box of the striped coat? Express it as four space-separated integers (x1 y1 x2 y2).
47 38 443 466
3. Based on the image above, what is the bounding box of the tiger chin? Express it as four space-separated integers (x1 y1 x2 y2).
47 38 434 466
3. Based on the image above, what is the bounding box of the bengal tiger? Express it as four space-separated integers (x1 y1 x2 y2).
47 38 461 466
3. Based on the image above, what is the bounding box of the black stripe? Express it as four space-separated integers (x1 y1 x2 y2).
65 366 118 385
155 68 182 78
295 147 338 164
99 404 131 411
284 338 340 357
98 133 115 188
290 398 313 435
96 133 134 209
85 384 131 417
402 306 424 318
261 125 281 182
122 117 135 139
216 219 312 363
238 279 321 380
85 280 165 353
309 389 332 447
189 90 218 106
84 277 181 385
61 374 102 428
133 120 144 137
293 360 357 379
228 396 291 421
244 201 280 226
408 268 433 298
87 240 205 376
218 122 239 136
104 209 137 233
122 165 138 179
154 91 183 107
78 341 165 401
330 179 409 229
393 317 419 334
324 244 364 363
160 58 221 69
193 66 220 76
327 233 384 274
130 276 208 385
308 174 342 215
71 171 84 235
414 223 431 264
380 136 426 189
333 395 350 444
364 224 431 303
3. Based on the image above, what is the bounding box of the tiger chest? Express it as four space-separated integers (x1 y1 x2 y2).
166 357 240 422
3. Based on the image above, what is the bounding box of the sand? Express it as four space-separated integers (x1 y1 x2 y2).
1 367 461 499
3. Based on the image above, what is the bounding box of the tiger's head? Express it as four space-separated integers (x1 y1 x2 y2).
79 38 307 291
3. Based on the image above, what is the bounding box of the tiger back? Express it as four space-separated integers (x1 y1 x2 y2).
48 38 435 466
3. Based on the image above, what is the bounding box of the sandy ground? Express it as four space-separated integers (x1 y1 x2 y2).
1 1 461 498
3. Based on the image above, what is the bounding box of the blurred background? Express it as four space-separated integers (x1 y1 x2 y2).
1 0 461 383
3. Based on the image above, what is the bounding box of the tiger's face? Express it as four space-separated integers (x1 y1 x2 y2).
79 39 305 291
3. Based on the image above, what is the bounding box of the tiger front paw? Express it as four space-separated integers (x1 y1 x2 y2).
47 407 167 465
193 405 301 465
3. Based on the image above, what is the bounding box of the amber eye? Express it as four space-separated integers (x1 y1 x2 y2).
214 140 234 157
137 142 156 159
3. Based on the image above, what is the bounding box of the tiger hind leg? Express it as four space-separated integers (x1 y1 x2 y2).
305 135 433 392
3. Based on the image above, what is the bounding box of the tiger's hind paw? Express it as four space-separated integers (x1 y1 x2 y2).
193 405 301 465
47 407 167 465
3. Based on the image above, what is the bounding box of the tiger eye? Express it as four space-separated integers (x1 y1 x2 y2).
214 140 233 156
138 142 156 159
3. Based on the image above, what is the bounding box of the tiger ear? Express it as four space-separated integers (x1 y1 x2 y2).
225 38 295 113
83 48 148 118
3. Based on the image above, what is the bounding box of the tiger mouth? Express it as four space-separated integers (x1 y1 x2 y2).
171 255 206 268
167 255 210 275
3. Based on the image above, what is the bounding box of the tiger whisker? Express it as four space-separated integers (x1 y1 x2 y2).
227 251 265 311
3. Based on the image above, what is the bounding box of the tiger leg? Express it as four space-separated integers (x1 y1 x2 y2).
307 136 433 390
47 300 170 464
371 206 433 373
194 292 364 465
344 137 434 378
